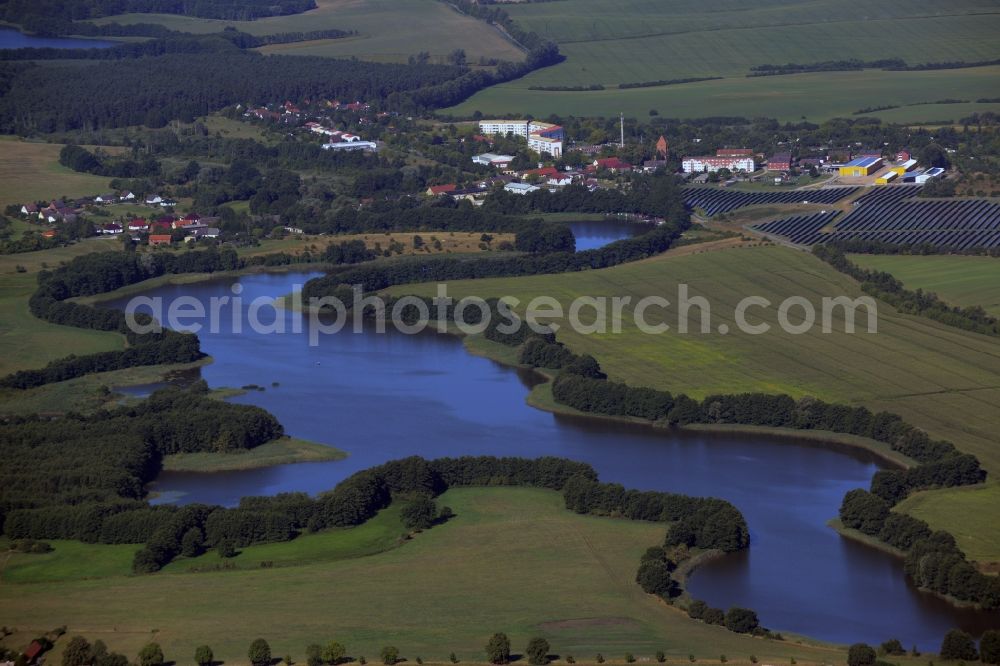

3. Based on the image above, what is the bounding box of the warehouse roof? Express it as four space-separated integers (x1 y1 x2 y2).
845 156 882 168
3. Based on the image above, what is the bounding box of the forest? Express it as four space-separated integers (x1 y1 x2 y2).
0 55 465 132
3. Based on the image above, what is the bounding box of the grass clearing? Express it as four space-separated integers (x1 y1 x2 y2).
162 436 347 472
0 137 111 211
0 240 125 376
90 0 524 65
895 482 1000 567
446 66 1000 123
0 487 849 662
849 254 1000 317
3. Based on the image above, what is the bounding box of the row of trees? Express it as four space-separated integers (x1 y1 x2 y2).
840 489 1000 607
813 245 999 336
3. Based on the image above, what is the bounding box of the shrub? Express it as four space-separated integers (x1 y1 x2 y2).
306 645 323 666
939 630 978 660
626 654 635 663
982 630 1000 664
249 640 271 666
879 639 904 657
380 647 399 665
847 644 876 666
656 652 666 663
323 642 346 665
526 638 550 666
195 646 214 666
724 608 759 634
138 644 164 666
486 634 510 665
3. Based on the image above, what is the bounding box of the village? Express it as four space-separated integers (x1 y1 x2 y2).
5 104 950 252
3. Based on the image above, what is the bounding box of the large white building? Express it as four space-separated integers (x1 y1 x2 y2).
479 120 564 157
681 156 756 173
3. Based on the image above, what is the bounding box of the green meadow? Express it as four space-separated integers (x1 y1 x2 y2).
0 487 851 664
895 482 1000 566
849 254 1000 316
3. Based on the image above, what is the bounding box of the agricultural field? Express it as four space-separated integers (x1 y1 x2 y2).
395 245 1000 482
0 239 125 376
445 66 1000 123
506 1 1000 85
0 137 111 211
0 487 850 663
89 0 525 65
848 254 1000 316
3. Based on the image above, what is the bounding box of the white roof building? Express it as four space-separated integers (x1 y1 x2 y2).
504 182 541 195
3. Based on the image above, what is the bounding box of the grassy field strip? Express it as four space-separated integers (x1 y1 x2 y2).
445 67 1000 123
0 488 847 662
849 254 1000 317
0 137 111 211
91 0 524 64
895 482 1000 566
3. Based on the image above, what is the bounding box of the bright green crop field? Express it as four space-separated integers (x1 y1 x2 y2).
849 254 1000 317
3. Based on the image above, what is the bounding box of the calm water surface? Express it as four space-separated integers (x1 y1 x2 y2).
102 225 998 649
0 27 117 49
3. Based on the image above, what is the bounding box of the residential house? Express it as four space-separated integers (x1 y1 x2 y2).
94 193 118 204
159 199 178 208
148 234 173 246
24 641 45 665
768 153 793 171
426 184 457 196
120 191 136 201
128 218 149 232
642 159 669 172
99 223 123 235
592 157 633 173
145 195 163 205
20 203 38 216
504 182 540 195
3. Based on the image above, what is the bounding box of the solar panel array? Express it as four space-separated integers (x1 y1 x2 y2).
749 185 1000 249
831 198 1000 249
751 211 840 246
851 184 923 207
683 186 858 216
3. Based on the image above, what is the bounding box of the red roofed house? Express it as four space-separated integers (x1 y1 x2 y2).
149 234 173 246
426 184 457 196
593 157 633 173
522 167 561 180
128 218 149 232
768 153 792 172
183 212 201 221
24 641 44 665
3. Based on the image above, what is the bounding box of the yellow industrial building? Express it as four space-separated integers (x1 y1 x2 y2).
875 171 898 185
839 156 883 177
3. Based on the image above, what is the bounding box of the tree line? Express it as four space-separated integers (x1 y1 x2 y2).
814 245 999 337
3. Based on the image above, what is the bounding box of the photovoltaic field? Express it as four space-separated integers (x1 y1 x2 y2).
683 186 857 216
750 186 1000 250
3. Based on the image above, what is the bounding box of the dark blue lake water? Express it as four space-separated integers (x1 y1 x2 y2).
0 27 117 49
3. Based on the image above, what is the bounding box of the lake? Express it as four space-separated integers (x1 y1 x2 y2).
102 224 999 649
0 27 117 49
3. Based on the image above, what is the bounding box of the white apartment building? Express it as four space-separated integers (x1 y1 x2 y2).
681 156 756 173
479 120 565 157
